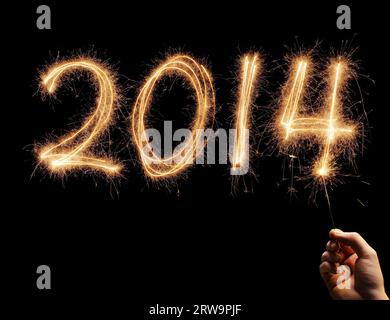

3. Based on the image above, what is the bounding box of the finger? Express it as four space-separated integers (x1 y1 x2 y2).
321 250 346 264
320 260 337 274
326 240 339 252
340 244 355 256
329 229 375 258
343 253 358 269
326 239 354 257
319 261 338 290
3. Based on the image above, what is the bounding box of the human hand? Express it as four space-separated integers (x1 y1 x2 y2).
320 229 388 300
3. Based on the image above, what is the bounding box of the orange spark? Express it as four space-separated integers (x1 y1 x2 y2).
279 56 355 179
231 54 260 175
131 54 216 179
38 58 122 175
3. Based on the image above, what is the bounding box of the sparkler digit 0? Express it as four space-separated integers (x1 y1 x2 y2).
278 56 356 180
231 54 260 175
37 58 122 175
131 55 216 179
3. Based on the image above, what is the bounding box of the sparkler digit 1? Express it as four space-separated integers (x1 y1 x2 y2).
131 55 216 179
231 54 261 175
38 58 122 175
279 56 356 180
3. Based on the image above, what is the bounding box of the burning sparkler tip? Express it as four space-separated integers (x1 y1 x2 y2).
317 167 329 177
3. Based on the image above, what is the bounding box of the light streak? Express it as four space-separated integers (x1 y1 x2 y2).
279 56 355 179
38 58 122 175
131 55 215 179
231 54 260 174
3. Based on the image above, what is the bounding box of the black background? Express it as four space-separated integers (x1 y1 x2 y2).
5 0 390 316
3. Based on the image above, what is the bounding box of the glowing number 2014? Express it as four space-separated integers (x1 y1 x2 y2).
36 53 358 181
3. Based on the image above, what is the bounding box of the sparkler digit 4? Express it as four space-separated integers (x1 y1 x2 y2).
278 56 356 180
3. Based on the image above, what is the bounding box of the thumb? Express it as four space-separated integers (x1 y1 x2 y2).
329 229 375 258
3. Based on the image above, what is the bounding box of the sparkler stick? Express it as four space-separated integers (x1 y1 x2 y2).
231 54 260 175
131 55 216 179
38 59 122 175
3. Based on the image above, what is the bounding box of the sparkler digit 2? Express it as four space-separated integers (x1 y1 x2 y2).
38 59 122 175
131 55 216 179
279 56 356 179
231 54 260 175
